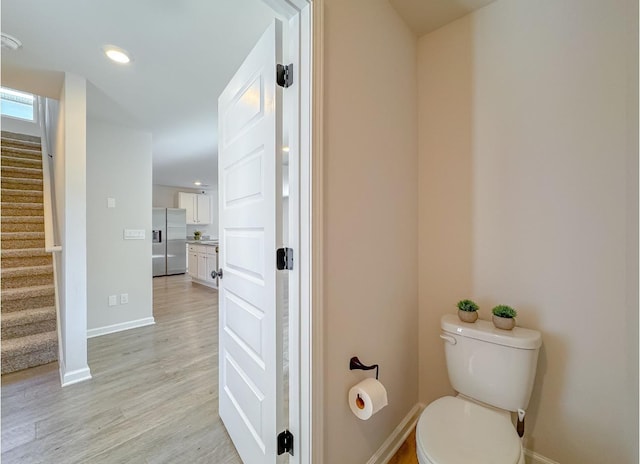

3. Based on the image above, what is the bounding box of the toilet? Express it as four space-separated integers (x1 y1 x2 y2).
416 314 542 464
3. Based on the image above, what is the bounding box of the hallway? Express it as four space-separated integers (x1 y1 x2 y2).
1 275 241 463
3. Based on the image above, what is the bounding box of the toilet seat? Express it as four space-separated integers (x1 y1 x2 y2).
416 396 523 464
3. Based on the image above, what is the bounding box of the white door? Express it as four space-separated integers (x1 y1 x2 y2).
218 19 284 464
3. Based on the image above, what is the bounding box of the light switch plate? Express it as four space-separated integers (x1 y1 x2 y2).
120 293 129 304
108 295 117 306
123 229 145 240
107 197 116 208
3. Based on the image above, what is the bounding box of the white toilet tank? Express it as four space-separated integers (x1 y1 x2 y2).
441 314 542 412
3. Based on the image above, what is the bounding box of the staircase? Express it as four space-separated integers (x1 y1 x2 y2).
1 131 58 374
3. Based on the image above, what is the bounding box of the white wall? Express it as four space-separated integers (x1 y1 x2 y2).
322 1 419 462
56 73 91 384
417 0 638 463
152 184 218 238
1 115 40 137
87 119 153 335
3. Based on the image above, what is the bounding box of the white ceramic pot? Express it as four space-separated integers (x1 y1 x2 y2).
458 310 478 323
492 315 516 330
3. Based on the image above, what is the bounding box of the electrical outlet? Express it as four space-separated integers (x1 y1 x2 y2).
120 293 129 304
108 295 117 306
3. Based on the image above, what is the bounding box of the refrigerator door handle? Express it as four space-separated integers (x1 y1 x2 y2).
152 230 162 243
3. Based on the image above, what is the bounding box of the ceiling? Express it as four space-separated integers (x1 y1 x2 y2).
2 0 498 189
389 0 497 36
1 0 274 189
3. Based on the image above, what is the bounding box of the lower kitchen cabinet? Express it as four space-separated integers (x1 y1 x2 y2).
188 243 218 289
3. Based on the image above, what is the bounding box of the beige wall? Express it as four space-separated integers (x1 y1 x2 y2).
322 0 419 462
417 0 638 463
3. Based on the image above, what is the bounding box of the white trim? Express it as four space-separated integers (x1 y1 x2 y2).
309 2 324 463
367 403 425 464
285 9 303 464
86 317 155 338
524 449 561 464
60 360 92 387
258 1 318 463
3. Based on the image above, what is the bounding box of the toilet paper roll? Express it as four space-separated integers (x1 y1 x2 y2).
348 377 388 420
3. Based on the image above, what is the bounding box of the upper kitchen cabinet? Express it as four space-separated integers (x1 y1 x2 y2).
178 192 212 224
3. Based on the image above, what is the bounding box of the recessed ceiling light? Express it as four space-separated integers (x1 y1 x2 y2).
282 146 290 152
194 181 202 186
1 32 22 51
103 45 131 64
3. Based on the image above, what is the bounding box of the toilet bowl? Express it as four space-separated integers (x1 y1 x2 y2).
416 396 524 464
416 315 541 464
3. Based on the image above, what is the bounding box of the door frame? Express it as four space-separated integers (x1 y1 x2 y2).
259 1 323 463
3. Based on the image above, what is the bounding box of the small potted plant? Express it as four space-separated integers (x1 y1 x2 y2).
457 299 479 323
492 305 517 330
193 230 202 241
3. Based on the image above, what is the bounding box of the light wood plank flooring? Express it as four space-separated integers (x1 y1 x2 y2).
1 274 242 464
388 428 418 464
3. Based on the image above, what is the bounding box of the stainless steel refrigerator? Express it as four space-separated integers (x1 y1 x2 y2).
152 208 187 277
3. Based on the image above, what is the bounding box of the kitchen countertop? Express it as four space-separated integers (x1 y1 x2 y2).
187 240 219 246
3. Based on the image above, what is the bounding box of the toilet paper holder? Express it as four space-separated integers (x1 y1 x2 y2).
349 356 379 380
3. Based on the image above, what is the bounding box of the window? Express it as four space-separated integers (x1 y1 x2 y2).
1 87 35 121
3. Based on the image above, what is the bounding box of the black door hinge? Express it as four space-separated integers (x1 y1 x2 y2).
277 247 294 270
277 429 294 456
277 63 293 88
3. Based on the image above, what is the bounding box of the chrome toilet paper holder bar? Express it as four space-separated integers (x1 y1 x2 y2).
349 356 379 380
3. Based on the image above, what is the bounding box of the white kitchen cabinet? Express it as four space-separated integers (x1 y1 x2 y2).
178 192 211 225
188 251 198 276
206 253 217 285
188 243 218 288
197 254 208 281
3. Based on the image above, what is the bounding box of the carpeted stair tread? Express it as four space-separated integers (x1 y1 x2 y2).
1 264 53 278
1 331 57 358
1 231 46 241
1 131 41 143
1 202 45 217
1 166 44 179
1 347 57 374
1 216 45 223
1 155 42 169
1 284 55 302
1 217 44 232
1 188 44 202
1 176 44 189
1 265 54 289
1 248 52 268
1 240 46 251
1 248 49 258
1 146 42 160
2 307 56 328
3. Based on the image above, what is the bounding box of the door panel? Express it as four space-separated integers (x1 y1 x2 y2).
218 19 283 464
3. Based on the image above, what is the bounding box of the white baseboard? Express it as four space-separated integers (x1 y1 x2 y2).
87 317 155 338
367 403 425 464
60 362 92 387
524 449 560 464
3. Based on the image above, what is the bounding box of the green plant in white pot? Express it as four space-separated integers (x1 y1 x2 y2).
193 230 202 241
456 299 479 323
492 305 517 330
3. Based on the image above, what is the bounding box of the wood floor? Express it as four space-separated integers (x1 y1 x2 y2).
1 274 242 464
388 428 418 464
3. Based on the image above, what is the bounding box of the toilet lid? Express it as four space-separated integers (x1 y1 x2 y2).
416 396 521 464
